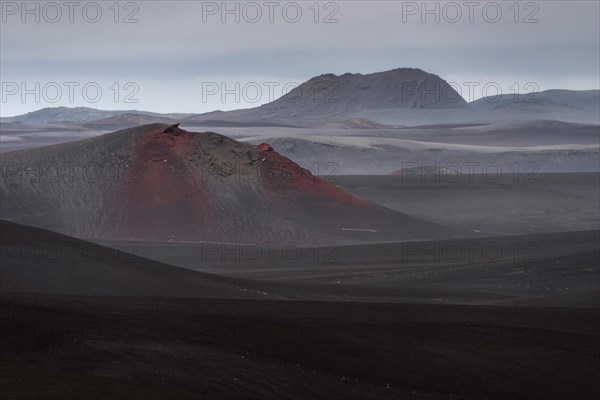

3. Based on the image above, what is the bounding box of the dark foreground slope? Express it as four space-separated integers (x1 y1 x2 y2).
1 295 598 400
3 219 598 306
0 219 414 302
0 123 450 243
0 219 269 298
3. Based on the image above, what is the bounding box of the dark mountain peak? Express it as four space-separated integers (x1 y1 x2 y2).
309 67 429 81
316 73 338 78
251 67 468 119
162 123 182 135
256 143 274 152
306 67 430 83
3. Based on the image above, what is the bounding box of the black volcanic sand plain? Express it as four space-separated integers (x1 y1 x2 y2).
107 230 600 307
0 294 597 400
1 219 599 400
333 173 600 235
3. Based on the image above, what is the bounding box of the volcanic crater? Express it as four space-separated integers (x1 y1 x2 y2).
0 123 451 243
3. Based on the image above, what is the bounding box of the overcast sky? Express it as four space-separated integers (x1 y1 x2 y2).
1 0 598 116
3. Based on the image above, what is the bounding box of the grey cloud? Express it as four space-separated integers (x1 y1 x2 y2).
1 0 598 116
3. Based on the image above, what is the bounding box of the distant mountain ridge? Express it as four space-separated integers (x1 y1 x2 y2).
2 68 467 125
1 106 193 124
2 71 599 127
470 89 600 112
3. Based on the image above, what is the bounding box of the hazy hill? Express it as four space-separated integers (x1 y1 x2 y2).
0 123 452 243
